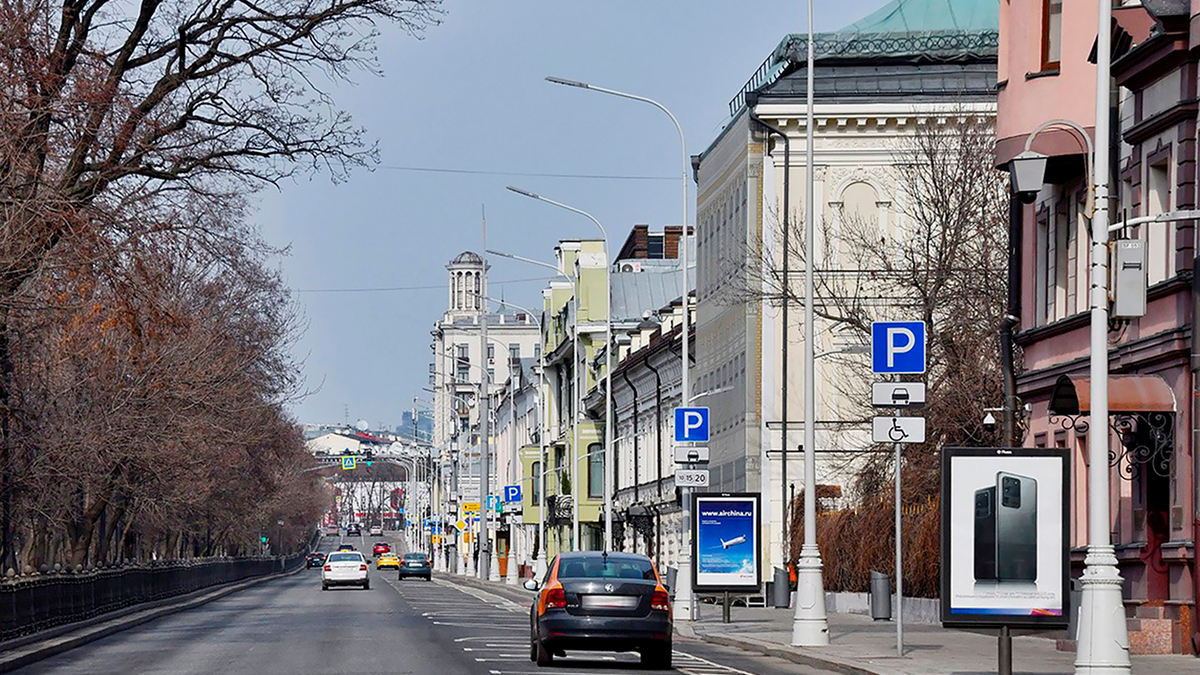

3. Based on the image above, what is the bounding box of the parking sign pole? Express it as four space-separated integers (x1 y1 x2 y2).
895 439 903 656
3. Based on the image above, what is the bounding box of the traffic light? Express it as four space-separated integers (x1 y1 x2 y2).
364 450 374 467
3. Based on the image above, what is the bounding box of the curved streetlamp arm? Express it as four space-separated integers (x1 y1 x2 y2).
485 249 571 282
505 186 609 244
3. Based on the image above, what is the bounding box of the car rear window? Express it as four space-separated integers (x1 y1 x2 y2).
557 557 655 580
403 553 427 561
328 553 363 562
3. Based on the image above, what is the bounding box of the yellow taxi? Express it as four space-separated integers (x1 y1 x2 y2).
376 553 400 570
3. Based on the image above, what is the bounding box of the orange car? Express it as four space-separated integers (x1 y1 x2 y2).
523 552 672 669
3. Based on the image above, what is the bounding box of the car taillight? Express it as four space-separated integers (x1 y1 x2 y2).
323 565 331 571
545 587 567 610
359 564 368 571
651 588 670 612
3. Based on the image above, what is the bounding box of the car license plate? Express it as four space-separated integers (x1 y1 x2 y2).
581 595 638 609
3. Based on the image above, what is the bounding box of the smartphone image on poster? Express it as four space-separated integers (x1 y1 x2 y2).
973 486 997 580
995 471 1037 581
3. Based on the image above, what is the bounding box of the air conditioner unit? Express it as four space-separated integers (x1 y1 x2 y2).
619 262 643 273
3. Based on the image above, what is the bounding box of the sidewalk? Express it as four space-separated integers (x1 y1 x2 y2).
681 603 1200 675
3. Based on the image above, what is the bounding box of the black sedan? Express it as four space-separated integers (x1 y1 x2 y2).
397 552 431 581
525 551 671 669
305 551 327 568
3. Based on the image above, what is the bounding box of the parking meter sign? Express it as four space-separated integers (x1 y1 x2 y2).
674 407 710 443
871 321 927 374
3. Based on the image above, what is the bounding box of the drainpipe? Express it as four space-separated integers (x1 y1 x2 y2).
645 359 665 504
748 99 792 564
621 369 641 505
1192 247 1200 653
1001 188 1022 447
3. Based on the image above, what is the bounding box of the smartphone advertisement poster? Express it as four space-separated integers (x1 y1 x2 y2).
940 447 1070 627
693 493 761 592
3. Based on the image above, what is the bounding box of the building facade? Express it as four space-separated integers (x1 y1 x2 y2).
694 0 998 578
998 0 1199 655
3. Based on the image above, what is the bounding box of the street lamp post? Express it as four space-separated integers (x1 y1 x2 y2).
487 248 576 569
792 0 830 646
546 75 693 617
507 186 615 554
479 212 495 581
479 293 546 583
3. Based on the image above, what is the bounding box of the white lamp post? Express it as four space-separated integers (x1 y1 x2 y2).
545 76 694 617
506 186 614 554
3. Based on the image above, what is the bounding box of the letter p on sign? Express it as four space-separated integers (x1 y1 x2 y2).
674 407 710 443
871 321 926 374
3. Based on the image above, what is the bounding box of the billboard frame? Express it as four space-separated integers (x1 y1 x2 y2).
692 492 762 594
940 446 1071 628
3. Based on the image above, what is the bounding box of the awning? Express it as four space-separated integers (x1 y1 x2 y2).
1048 374 1176 415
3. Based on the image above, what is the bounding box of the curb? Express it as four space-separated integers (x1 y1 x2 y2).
687 629 885 675
0 564 304 673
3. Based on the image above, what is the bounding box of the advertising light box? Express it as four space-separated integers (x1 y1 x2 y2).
940 447 1070 628
693 493 761 593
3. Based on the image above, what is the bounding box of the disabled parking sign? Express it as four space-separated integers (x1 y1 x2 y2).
871 321 926 374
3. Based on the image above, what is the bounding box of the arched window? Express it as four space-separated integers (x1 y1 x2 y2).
474 273 482 309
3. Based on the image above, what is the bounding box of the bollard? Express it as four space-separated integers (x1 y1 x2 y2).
869 570 892 620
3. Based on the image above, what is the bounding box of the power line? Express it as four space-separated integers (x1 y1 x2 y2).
294 275 549 294
381 164 675 181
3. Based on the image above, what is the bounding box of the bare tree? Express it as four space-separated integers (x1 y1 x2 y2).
740 112 1010 504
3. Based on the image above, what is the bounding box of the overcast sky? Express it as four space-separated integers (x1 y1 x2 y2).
258 0 892 430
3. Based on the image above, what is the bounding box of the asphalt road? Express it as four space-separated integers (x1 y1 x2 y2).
11 533 839 675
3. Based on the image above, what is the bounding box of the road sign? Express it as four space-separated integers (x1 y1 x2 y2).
503 485 522 502
871 321 927 374
335 495 342 504
462 501 480 515
454 519 467 532
673 445 710 464
486 495 503 512
871 382 927 408
674 407 710 443
341 456 356 470
872 416 926 444
676 469 710 487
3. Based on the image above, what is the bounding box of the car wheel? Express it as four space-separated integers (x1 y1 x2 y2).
425 575 431 582
321 583 328 591
640 643 672 670
535 637 553 667
363 581 370 590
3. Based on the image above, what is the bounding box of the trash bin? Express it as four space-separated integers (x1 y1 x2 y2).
664 566 678 596
773 567 791 608
869 570 892 620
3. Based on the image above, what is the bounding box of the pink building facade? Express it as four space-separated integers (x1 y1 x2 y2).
998 0 1199 655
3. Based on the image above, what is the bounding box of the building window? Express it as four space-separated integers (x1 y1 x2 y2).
587 443 604 499
457 344 469 360
1147 158 1172 283
531 462 542 506
487 368 495 384
534 344 542 361
647 234 665 259
1042 0 1062 70
509 343 520 363
487 344 495 361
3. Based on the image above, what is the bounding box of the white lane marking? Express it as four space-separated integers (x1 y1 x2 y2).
673 649 759 675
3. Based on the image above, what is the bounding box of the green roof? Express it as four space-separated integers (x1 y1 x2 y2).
839 0 999 37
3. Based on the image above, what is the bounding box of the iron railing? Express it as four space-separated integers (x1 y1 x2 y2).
0 553 306 642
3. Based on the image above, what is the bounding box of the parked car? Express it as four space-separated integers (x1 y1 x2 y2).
322 551 369 590
369 524 383 536
346 523 361 537
376 553 400 570
372 541 390 557
305 551 327 568
397 552 431 581
525 552 671 669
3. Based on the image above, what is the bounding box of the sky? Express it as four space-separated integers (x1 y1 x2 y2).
257 0 893 430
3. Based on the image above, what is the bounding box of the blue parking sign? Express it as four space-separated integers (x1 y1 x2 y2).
871 321 926 374
674 407 710 443
503 485 522 502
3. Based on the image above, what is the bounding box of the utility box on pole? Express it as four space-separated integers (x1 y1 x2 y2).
1112 239 1147 318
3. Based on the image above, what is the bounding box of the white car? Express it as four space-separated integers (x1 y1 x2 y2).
369 525 383 536
321 551 370 590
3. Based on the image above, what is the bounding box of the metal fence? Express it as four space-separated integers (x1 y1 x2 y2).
0 553 306 642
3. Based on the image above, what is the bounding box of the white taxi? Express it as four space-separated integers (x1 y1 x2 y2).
321 550 370 590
